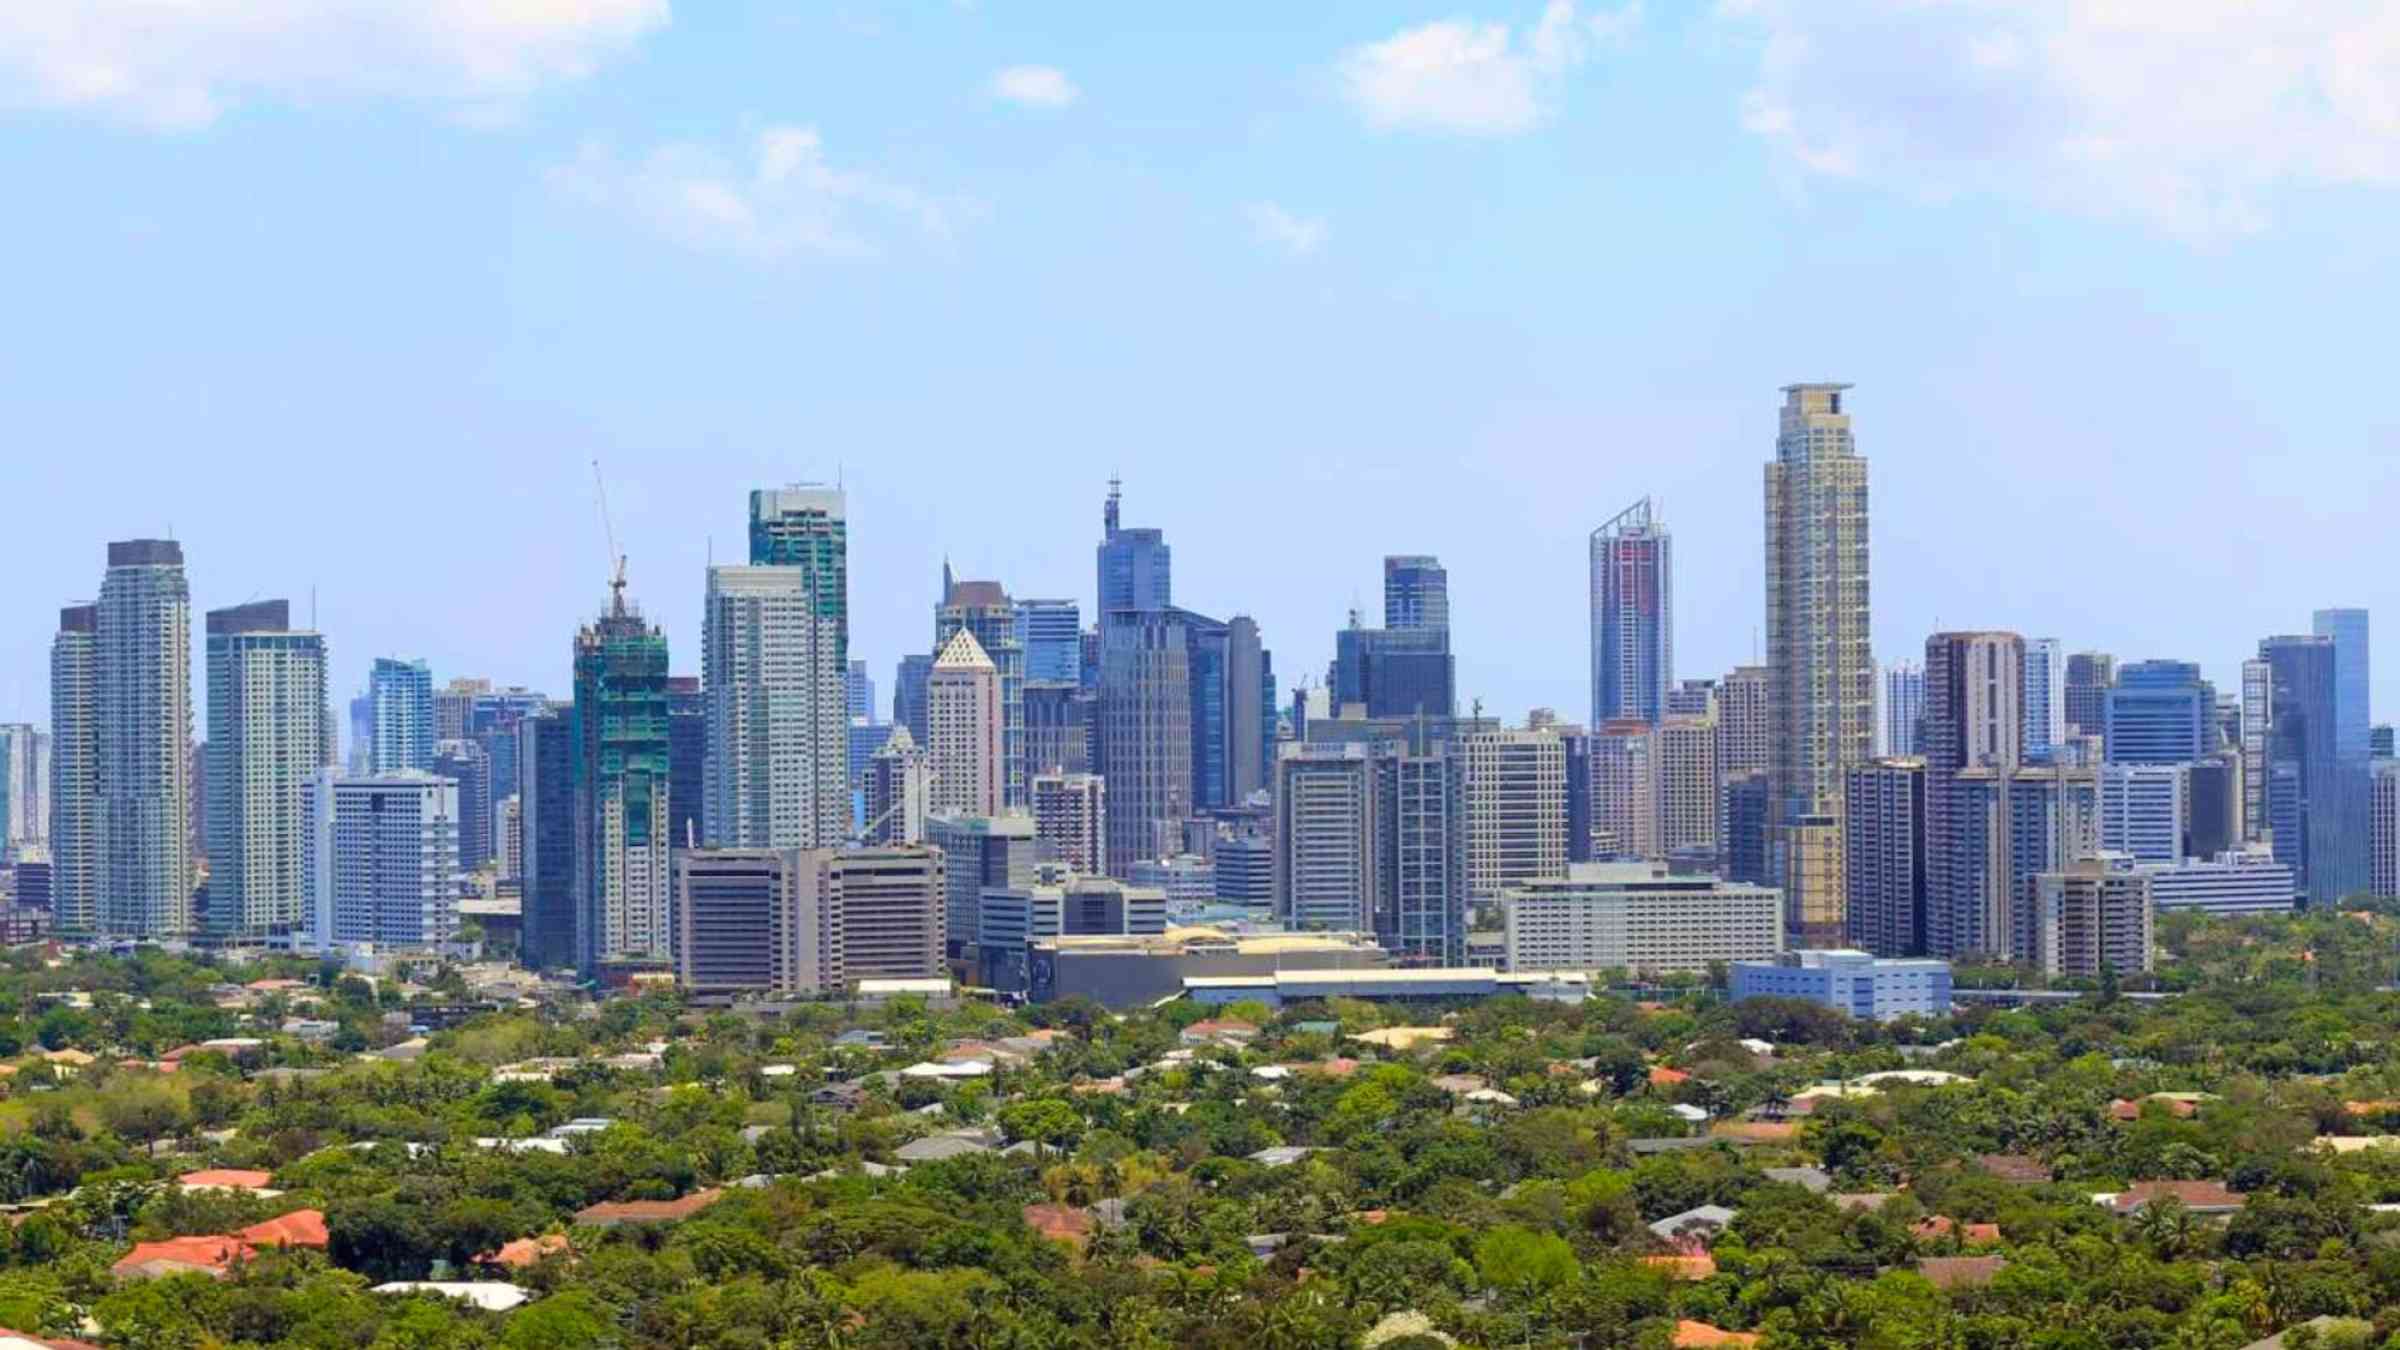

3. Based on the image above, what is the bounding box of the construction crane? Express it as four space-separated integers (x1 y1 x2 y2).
592 459 627 614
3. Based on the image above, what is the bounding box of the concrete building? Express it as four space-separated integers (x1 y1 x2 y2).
1657 710 1720 863
2022 639 2066 763
1765 386 1874 942
926 813 1037 957
204 601 331 941
672 848 842 1001
1723 770 1774 888
1128 854 1212 907
48 605 99 933
1501 861 1784 976
1029 771 1104 873
936 579 1025 809
515 707 574 971
1881 662 1924 759
893 653 932 748
2099 763 2188 865
1095 478 1171 648
0 724 48 859
2036 855 2153 978
91 540 196 938
1591 497 1673 727
832 846 946 983
2378 760 2400 900
1214 833 1272 906
862 726 930 846
748 485 848 684
572 572 672 977
926 629 1003 819
1666 679 1718 720
1274 743 1375 933
1029 928 1385 1007
1843 758 1926 957
2064 652 2116 741
1097 608 1194 875
1924 631 2028 961
1329 621 1453 721
980 876 1167 990
1022 680 1094 777
2104 660 2215 766
432 739 492 873
368 657 433 775
1933 760 2101 963
1459 726 1567 899
1730 949 1952 1021
303 770 460 951
703 564 845 851
1718 665 1773 780
2242 656 2272 845
1589 720 1656 860
665 675 704 851
2142 850 2296 916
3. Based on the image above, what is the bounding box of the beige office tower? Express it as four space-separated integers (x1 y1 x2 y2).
1657 710 1721 861
1459 726 1567 898
927 629 1003 819
1717 665 1773 780
1591 720 1657 859
828 846 947 982
863 726 931 846
1031 771 1106 874
1765 384 1873 944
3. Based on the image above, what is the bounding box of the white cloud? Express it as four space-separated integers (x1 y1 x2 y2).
1247 202 1330 257
547 125 964 263
1724 0 2400 236
0 0 668 130
989 65 1079 109
1337 1 1639 136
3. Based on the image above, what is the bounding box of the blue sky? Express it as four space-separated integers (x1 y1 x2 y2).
3 1 2398 732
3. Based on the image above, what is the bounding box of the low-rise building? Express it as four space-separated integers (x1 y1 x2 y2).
1502 862 1783 976
1029 926 1388 1007
1729 949 1952 1021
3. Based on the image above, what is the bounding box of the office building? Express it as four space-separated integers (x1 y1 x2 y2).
1023 681 1094 777
302 770 460 951
1589 720 1657 860
1501 861 1783 975
1275 743 1376 933
432 739 492 872
1214 833 1272 906
937 578 1025 808
2063 652 2115 740
672 848 842 1001
2188 752 2240 859
1030 771 1105 874
1843 758 1927 957
2099 763 2187 864
1764 386 1873 939
572 572 673 976
1730 949 1952 1021
1385 748 1467 964
2022 639 2066 763
845 659 875 725
926 628 1003 819
1097 609 1194 874
1718 665 1773 779
748 484 847 673
2104 661 2215 765
1657 711 1720 863
1666 679 1718 720
1590 498 1672 727
2261 634 2364 906
1722 771 1774 888
515 707 574 970
2377 725 2396 760
1126 857 1211 907
2380 761 2400 900
1017 599 1082 685
1459 726 1568 899
1096 477 1171 646
1329 621 1454 720
202 600 331 940
863 726 930 846
2314 608 2372 765
1880 662 1924 759
498 795 521 881
664 676 703 852
1562 726 1594 863
0 725 48 858
2242 656 2272 844
1222 615 1272 807
834 846 945 982
1383 555 1450 633
81 541 197 938
1923 631 2026 961
2035 855 2152 978
432 678 488 744
2143 850 2296 917
368 657 434 774
704 564 845 850
926 813 1037 957
893 654 932 747
981 876 1169 991
1933 761 2101 962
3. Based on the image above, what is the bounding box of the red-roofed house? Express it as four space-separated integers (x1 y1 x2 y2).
1912 1216 2001 1246
2109 1181 2245 1216
177 1169 277 1193
1649 1066 1691 1088
112 1235 249 1280
1022 1203 1096 1246
483 1233 573 1270
237 1210 328 1249
1673 1320 1759 1347
574 1189 725 1228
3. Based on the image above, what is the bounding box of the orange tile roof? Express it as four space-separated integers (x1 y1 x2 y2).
574 1188 725 1226
2346 1100 2400 1116
1649 1066 1691 1087
484 1233 573 1269
1643 1253 1718 1280
111 1235 247 1278
178 1169 276 1190
2110 1180 2243 1214
1673 1320 1760 1347
1917 1255 2007 1290
237 1210 328 1249
1022 1203 1095 1244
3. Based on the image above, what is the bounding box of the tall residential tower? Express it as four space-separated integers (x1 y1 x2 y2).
1591 498 1672 727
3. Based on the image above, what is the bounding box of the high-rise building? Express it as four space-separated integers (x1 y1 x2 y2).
368 657 434 774
672 848 843 1001
516 707 575 971
2104 660 2215 765
703 564 844 850
1880 662 1925 758
302 769 460 951
1017 599 1082 685
1274 743 1376 933
1501 862 1784 975
1844 757 1926 957
1031 771 1105 875
979 876 1169 991
499 795 521 882
2022 639 2066 763
2189 752 2241 860
0 725 50 859
1458 726 1567 900
432 678 486 744
1214 832 1273 907
1932 760 2100 961
2036 856 2152 977
432 739 492 872
345 695 372 774
1923 631 2027 961
926 813 1035 957
2314 608 2371 766
1383 555 1450 633
1657 710 1721 864
1224 615 1271 806
1097 609 1194 875
2063 652 2115 740
1329 621 1454 721
2377 725 2397 760
1589 720 1657 860
893 654 932 747
665 676 703 851
1666 679 1718 720
1385 748 1467 964
572 572 672 976
1718 666 1773 780
748 484 847 676
2143 850 2295 917
202 600 330 940
846 660 875 725
1764 386 1872 939
863 726 930 846
938 579 1026 808
1562 726 1594 863
87 541 196 939
1096 478 1171 647
1023 681 1094 776
1590 498 1673 727
1722 770 1774 887
2099 763 2187 864
2261 633 2365 905
2242 657 2272 845
927 629 1003 819
2374 760 2400 900
826 846 946 983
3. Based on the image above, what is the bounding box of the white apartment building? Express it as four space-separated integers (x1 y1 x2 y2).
303 770 460 951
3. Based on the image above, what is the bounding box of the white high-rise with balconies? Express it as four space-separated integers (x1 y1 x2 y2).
703 564 844 849
303 769 459 951
97 540 195 938
205 600 333 940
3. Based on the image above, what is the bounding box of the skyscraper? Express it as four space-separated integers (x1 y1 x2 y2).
862 725 930 845
846 660 876 725
1458 726 1568 900
94 540 195 938
1923 631 2027 961
432 739 492 872
1096 478 1171 647
1657 709 1721 864
2261 633 2363 905
2099 763 2187 863
1383 555 1450 633
204 600 331 940
1843 757 1926 956
1274 743 1375 933
1718 665 1773 779
433 678 485 743
1023 681 1094 776
938 579 1026 809
2103 660 2215 765
572 570 672 976
672 848 842 1001
2313 608 2371 765
302 770 459 951
0 725 49 859
2063 651 2115 740
1764 386 1872 942
1329 621 1453 720
48 606 98 934
1016 599 1082 685
516 706 575 971
2242 657 2272 844
893 653 932 746
1590 720 1657 860
927 629 1003 819
1031 771 1105 874
1880 662 1924 758
2022 638 2066 763
703 564 844 850
665 675 703 852
1591 498 1673 727
368 657 433 774
1098 609 1194 875
748 484 847 671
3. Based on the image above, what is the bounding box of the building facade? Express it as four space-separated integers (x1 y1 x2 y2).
863 726 930 846
1459 727 1568 899
2036 856 2153 977
2022 639 2066 763
1591 497 1673 727
1657 711 1721 863
1843 757 1927 957
2143 850 2296 916
1097 609 1193 875
572 578 673 976
2063 651 2116 740
0 724 48 859
1030 771 1105 875
1016 599 1082 685
368 657 433 774
1383 555 1450 633
2098 763 2187 865
1275 743 1376 933
515 707 574 970
1881 662 1924 759
926 813 1037 957
1923 631 2028 961
1096 478 1171 646
926 629 1003 819
703 564 845 851
672 848 842 1000
1730 949 1952 1021
204 601 331 940
2104 660 2215 765
1501 862 1784 975
302 770 460 951
2261 633 2364 905
94 541 196 938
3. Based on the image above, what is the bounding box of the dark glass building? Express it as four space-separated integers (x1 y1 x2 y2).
2102 660 2215 764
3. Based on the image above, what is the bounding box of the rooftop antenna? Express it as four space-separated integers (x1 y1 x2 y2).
591 459 626 616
